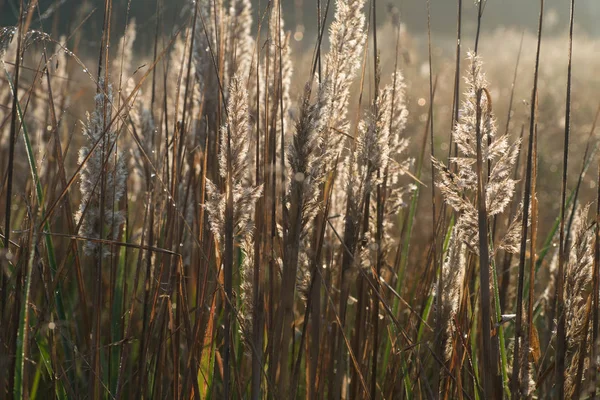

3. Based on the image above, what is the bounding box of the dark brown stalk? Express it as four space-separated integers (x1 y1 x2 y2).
317 0 322 78
525 121 539 397
474 0 483 54
504 33 525 139
318 245 372 400
368 1 380 398
474 87 496 400
275 0 295 394
251 6 264 398
178 0 200 177
223 123 234 400
350 273 366 399
511 1 544 398
425 0 443 396
115 191 150 399
291 274 317 398
249 6 264 399
448 0 462 160
371 171 385 400
150 0 161 113
252 199 265 400
277 113 306 397
137 181 155 385
265 1 277 386
41 45 90 348
277 0 286 277
333 169 362 399
267 4 285 393
555 1 574 398
7 223 24 400
306 3 332 399
2 0 24 324
90 0 112 397
492 32 525 243
292 166 336 399
310 0 332 78
499 35 525 310
136 180 155 398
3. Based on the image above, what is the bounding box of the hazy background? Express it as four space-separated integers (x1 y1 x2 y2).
1 0 599 43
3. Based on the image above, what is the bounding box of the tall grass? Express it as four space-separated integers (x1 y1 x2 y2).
1 0 600 398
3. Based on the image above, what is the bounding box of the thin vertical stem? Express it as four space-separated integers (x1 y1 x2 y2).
555 0 575 397
511 1 544 398
475 87 496 400
2 0 24 325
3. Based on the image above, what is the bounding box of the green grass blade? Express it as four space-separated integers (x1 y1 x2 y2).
14 228 36 399
4 65 72 397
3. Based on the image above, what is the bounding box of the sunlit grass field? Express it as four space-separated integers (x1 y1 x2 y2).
1 0 600 398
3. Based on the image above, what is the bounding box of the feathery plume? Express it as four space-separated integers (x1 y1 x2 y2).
287 81 331 295
564 205 594 397
375 71 414 256
342 82 393 272
204 76 262 332
434 53 521 255
318 0 367 167
441 228 466 362
77 81 127 257
112 18 137 94
168 29 197 126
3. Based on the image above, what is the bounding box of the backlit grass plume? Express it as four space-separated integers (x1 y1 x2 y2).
205 76 261 246
319 0 367 168
333 71 399 307
441 227 467 362
113 18 137 99
205 75 262 329
287 81 331 294
368 70 414 258
434 53 521 254
77 80 127 257
564 204 594 397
